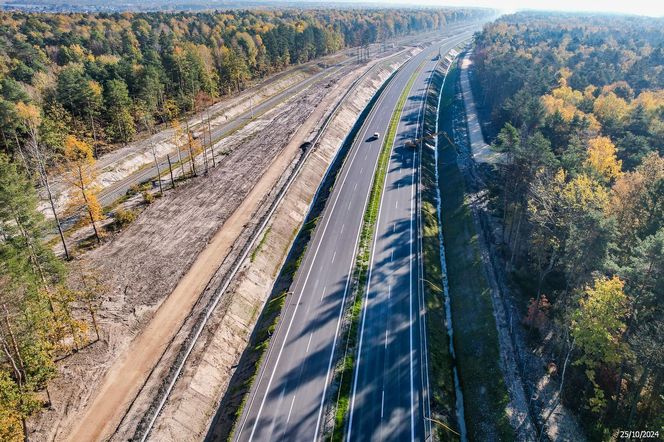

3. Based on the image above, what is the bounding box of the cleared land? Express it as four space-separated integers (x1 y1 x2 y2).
28 40 421 442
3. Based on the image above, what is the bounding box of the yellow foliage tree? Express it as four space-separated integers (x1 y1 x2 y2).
562 173 610 213
585 136 622 182
0 371 26 442
15 101 41 127
610 153 664 249
593 92 630 129
572 276 630 413
633 90 664 115
61 135 103 243
541 82 601 133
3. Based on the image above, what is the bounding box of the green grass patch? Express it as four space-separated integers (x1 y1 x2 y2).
250 226 271 262
436 62 513 441
327 64 422 442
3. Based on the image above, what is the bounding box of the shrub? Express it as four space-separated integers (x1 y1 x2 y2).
115 208 137 226
142 191 155 204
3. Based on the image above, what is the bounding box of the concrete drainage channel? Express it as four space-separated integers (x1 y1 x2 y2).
129 47 412 442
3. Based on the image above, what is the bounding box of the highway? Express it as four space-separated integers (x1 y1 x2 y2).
346 30 471 442
228 28 476 442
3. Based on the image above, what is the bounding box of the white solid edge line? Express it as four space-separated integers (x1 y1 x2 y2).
410 138 417 442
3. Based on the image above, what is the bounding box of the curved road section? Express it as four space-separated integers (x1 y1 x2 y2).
229 29 476 442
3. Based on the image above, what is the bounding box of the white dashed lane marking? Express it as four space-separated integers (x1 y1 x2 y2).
306 333 313 353
286 395 296 423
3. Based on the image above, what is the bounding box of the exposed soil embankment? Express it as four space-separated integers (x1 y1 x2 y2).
28 56 375 442
151 48 419 442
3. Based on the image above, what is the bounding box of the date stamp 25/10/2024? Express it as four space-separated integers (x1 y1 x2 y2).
618 431 661 440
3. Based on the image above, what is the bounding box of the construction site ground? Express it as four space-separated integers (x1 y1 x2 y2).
28 37 424 441
148 47 419 442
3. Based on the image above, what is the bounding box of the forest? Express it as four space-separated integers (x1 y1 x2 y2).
0 7 488 440
472 12 663 439
0 8 482 154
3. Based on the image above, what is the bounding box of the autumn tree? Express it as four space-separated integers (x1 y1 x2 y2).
593 92 630 138
216 46 250 94
61 136 103 243
585 136 622 183
572 276 630 414
67 264 106 342
15 102 70 259
609 153 664 259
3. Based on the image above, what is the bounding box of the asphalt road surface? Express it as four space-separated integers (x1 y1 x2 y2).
346 31 474 442
228 28 476 442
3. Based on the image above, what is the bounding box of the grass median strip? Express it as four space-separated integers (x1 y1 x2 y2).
326 63 422 442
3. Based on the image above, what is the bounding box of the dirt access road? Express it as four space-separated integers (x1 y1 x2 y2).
66 84 348 441
50 40 427 442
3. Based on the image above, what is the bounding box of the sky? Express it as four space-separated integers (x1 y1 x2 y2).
341 0 664 17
